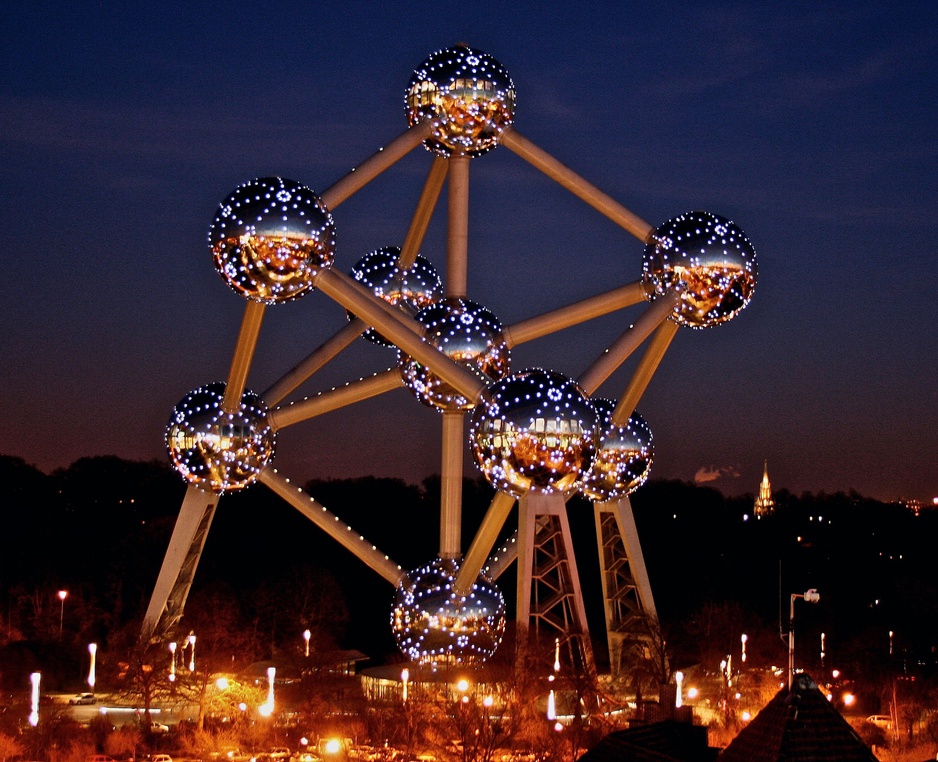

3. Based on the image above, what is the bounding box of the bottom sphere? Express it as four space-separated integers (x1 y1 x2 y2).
391 557 505 666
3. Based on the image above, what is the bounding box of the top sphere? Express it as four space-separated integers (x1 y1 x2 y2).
209 177 336 304
469 369 598 497
642 211 757 328
406 45 516 158
349 247 443 346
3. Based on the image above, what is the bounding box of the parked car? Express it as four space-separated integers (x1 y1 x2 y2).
866 714 893 730
88 756 116 762
149 721 170 733
269 750 291 761
152 755 173 762
70 693 97 705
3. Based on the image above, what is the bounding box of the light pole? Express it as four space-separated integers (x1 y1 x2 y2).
303 628 311 657
57 590 68 639
788 589 820 690
29 672 41 727
168 641 177 682
401 668 409 703
87 643 97 690
187 632 196 672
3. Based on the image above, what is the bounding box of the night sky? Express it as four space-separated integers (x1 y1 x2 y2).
3 2 935 503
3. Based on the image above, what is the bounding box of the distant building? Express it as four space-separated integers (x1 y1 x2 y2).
754 460 775 518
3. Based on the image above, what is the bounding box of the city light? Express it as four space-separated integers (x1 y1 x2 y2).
29 672 40 727
57 590 68 639
87 643 97 689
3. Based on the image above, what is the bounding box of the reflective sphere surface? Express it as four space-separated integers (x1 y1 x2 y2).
210 177 336 304
166 382 275 493
406 45 516 158
469 369 598 497
643 211 757 328
349 247 443 346
392 557 506 666
400 297 510 410
579 399 653 502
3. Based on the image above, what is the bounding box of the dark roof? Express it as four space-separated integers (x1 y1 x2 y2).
579 720 719 762
718 674 877 762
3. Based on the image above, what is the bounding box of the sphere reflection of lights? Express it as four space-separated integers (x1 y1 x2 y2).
391 557 505 666
209 177 336 304
400 297 510 410
349 246 442 346
406 45 516 158
580 399 653 502
469 369 598 497
166 382 275 493
643 210 757 328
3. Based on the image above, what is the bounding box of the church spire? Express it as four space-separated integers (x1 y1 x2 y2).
754 460 775 517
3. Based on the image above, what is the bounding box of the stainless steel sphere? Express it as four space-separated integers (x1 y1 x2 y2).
580 399 653 502
349 247 443 346
209 177 336 304
406 45 516 158
391 557 506 666
400 297 510 411
166 382 275 493
643 211 757 328
469 369 598 497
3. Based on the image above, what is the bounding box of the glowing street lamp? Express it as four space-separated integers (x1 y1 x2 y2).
168 642 177 682
303 628 311 657
788 589 820 690
57 590 68 639
401 668 409 703
187 632 196 671
29 672 40 727
741 634 748 663
547 689 556 721
675 671 684 708
87 643 97 689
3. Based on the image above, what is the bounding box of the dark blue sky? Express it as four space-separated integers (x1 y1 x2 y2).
2 2 935 502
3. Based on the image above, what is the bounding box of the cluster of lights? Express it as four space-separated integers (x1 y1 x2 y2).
349 247 442 345
469 368 598 497
400 297 510 410
391 557 505 666
643 211 757 328
166 382 275 493
579 400 654 502
406 45 516 158
209 177 336 304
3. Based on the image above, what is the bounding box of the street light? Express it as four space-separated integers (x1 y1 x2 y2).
401 668 409 703
29 672 41 727
788 588 820 690
168 642 177 682
57 590 68 639
303 628 311 657
187 631 196 671
741 633 748 663
88 643 97 690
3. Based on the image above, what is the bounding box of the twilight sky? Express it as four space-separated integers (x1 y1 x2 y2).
2 2 935 503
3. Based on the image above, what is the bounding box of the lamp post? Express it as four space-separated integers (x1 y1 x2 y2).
88 643 97 690
788 589 820 690
303 629 311 657
401 668 409 703
57 590 68 639
168 642 177 682
29 672 41 727
187 632 196 672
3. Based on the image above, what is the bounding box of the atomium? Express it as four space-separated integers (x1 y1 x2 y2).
149 44 759 671
406 44 516 158
209 176 336 304
469 369 599 498
350 246 443 346
643 210 757 328
166 382 275 493
579 399 654 503
399 297 510 410
391 557 506 666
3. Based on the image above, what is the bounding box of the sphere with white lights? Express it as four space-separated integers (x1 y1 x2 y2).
406 45 516 158
579 399 654 502
391 557 506 666
209 176 336 304
400 297 510 410
643 211 757 328
166 382 275 493
349 247 443 346
469 369 598 497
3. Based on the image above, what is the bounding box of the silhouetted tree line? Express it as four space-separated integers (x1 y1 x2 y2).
1 454 935 696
